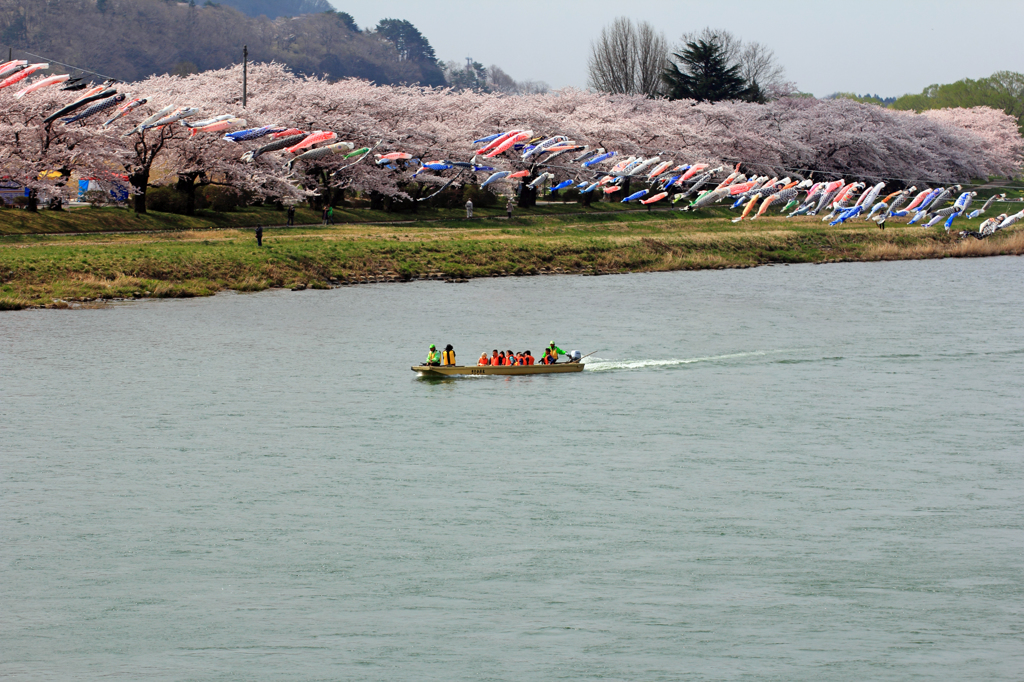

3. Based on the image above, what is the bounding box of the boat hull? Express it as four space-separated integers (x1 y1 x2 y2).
411 363 585 376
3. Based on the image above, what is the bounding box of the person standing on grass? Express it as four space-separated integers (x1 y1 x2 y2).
321 206 328 225
255 225 263 247
466 199 473 219
506 197 514 220
327 205 334 225
287 205 295 226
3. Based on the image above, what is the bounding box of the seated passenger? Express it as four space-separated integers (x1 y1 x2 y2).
442 344 456 366
478 353 489 366
490 349 500 365
541 349 553 364
426 344 441 366
525 351 534 365
515 352 525 365
506 350 516 365
496 351 506 365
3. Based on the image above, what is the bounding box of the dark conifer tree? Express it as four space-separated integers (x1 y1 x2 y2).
662 38 757 103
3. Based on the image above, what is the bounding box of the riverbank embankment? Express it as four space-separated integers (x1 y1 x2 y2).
2 210 1021 309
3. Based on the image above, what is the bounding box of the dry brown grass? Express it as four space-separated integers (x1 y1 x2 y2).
863 230 1024 260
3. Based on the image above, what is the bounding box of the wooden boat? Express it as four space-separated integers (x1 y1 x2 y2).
411 362 585 377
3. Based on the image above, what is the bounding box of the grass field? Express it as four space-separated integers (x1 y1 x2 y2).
0 200 645 236
2 204 1022 310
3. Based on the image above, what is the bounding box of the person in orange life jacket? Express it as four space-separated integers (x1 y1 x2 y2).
478 353 489 366
524 351 534 365
490 349 500 365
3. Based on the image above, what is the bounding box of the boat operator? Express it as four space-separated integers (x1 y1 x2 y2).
426 344 442 366
442 344 456 366
548 341 566 362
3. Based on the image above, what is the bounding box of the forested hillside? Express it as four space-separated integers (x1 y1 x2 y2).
891 72 1024 135
217 0 333 20
0 0 445 86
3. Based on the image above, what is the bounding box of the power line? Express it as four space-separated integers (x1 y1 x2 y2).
12 48 119 83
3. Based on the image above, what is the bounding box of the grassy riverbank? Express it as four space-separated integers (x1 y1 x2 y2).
2 209 1022 309
0 200 641 236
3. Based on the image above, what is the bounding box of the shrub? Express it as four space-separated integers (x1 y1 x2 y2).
83 190 108 207
462 183 496 208
201 186 241 212
146 185 188 213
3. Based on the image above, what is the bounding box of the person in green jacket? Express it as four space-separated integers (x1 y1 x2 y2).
426 344 441 366
423 342 440 364
548 341 565 362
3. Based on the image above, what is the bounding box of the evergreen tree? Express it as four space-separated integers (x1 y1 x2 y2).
662 38 756 103
374 19 446 86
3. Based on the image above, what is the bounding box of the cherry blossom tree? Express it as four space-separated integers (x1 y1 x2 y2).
1 62 1020 217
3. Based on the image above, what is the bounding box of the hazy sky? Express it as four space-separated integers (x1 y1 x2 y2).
330 0 1024 97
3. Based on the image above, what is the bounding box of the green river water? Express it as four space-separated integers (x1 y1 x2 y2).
2 257 1022 680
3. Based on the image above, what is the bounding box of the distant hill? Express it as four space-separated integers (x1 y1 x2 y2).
216 0 334 20
0 0 445 86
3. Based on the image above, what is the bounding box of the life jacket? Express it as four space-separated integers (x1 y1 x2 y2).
478 357 488 366
491 356 501 366
442 350 455 365
516 354 524 365
525 355 533 365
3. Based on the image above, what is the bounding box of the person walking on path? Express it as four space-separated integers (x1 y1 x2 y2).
506 197 514 220
321 206 328 225
286 205 295 226
465 199 473 219
255 225 263 247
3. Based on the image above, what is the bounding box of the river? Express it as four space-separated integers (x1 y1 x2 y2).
2 257 1022 680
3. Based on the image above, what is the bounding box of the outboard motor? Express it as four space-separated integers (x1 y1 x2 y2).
569 350 582 363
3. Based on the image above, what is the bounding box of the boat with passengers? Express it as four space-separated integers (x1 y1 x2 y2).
413 349 589 377
412 361 585 377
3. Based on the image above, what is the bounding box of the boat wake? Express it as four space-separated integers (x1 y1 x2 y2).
584 350 801 372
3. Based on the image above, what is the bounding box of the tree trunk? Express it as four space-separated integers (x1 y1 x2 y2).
411 183 422 213
370 191 384 210
130 170 149 214
518 179 537 208
176 173 198 216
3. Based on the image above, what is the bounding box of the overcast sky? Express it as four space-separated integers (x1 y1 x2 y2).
330 0 1024 97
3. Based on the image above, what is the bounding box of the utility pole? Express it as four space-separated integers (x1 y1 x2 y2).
242 45 248 108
